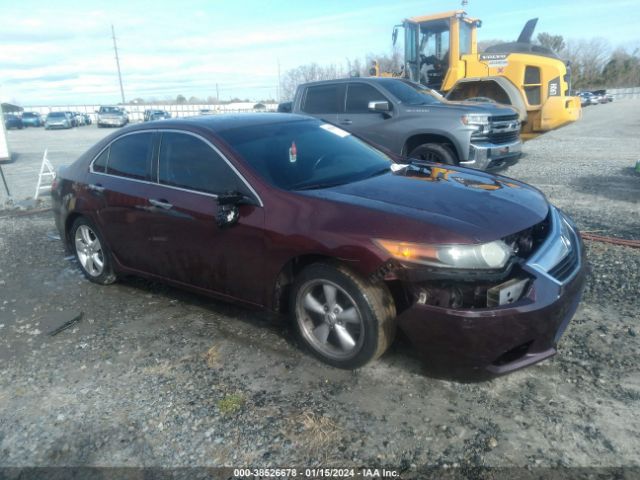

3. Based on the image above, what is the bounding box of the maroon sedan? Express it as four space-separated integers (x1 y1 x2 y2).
52 114 586 375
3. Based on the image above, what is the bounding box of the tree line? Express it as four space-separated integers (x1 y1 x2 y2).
280 34 640 99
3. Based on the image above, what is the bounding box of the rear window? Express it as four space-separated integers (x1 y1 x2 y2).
48 112 66 118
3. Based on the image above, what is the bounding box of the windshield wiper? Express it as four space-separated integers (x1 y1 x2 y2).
293 181 347 191
362 166 391 179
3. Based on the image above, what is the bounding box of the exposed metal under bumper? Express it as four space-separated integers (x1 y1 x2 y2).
462 140 522 170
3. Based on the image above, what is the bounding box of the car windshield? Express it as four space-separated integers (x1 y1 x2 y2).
100 107 122 114
23 112 37 117
218 119 392 190
48 112 65 118
376 78 443 105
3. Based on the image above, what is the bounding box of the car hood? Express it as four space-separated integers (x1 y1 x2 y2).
423 100 518 117
299 165 549 244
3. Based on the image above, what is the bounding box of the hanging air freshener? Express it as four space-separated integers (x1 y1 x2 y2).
289 141 297 163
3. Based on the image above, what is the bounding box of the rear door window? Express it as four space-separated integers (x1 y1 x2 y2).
106 132 153 180
158 132 242 195
302 84 344 114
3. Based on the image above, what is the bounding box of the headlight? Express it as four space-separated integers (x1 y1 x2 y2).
374 238 513 270
461 113 490 135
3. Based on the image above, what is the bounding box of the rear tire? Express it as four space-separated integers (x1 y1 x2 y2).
290 263 396 369
408 143 457 165
70 217 117 285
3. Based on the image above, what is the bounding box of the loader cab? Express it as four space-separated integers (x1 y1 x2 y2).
397 10 479 90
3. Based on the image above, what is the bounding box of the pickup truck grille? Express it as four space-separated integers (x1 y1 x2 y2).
489 113 519 122
488 130 520 144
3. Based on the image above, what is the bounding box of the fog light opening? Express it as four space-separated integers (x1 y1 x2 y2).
492 341 533 367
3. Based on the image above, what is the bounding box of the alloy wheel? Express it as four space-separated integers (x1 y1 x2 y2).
296 279 364 360
74 225 105 277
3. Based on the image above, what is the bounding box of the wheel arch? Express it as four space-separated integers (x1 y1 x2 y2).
64 212 84 249
402 132 461 160
271 253 343 315
270 252 408 320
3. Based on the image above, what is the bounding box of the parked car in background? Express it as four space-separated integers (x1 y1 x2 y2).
96 106 129 128
45 112 72 129
578 92 597 107
21 112 43 127
285 77 522 171
4 114 23 130
144 109 171 121
74 112 86 126
52 114 586 375
62 111 77 127
590 90 613 103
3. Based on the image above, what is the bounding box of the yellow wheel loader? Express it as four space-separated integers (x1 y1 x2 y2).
378 10 581 138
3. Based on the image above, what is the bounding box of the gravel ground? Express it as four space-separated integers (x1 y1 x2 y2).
0 102 639 476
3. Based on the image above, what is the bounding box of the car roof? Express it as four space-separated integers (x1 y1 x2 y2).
123 113 316 134
299 77 408 88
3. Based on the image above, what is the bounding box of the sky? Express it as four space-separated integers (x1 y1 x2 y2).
1 0 638 106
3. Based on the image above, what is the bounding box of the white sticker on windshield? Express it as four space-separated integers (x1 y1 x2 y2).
321 124 351 138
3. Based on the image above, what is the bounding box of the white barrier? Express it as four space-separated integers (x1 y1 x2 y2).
34 149 56 199
20 102 278 123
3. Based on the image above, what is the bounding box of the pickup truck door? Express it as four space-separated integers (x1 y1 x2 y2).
336 82 395 150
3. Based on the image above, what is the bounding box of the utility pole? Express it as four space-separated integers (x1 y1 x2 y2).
111 24 126 104
277 59 281 102
216 83 219 103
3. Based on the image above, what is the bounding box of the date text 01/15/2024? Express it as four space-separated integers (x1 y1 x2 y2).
233 468 400 477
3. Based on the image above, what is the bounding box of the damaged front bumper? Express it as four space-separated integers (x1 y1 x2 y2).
394 207 587 376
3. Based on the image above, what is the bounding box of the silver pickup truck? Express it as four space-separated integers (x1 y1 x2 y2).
283 77 522 170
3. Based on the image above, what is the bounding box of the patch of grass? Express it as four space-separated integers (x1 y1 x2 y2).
283 411 341 456
217 393 245 414
203 345 220 368
142 361 173 376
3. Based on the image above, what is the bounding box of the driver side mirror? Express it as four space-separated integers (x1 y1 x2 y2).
368 101 392 118
216 191 250 228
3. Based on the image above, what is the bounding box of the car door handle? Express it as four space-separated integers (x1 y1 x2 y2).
88 183 105 193
149 198 173 210
340 119 353 125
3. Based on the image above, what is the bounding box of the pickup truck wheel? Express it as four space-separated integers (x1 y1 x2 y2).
408 143 456 165
291 263 396 369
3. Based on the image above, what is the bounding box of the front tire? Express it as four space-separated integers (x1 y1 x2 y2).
290 263 396 369
408 143 457 165
70 217 117 285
